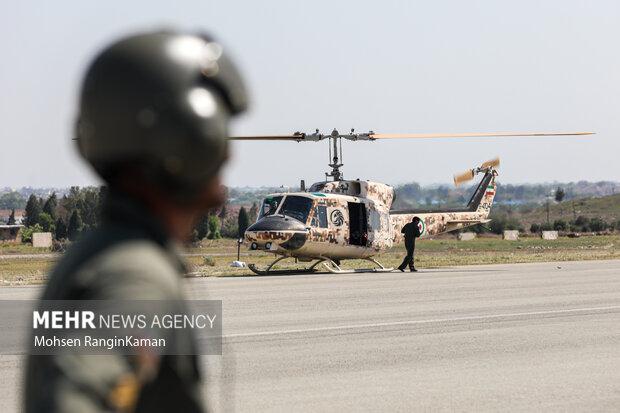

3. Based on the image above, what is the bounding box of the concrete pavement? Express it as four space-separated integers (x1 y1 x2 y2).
1 260 619 411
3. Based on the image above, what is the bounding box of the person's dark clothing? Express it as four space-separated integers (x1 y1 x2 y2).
24 192 204 413
398 221 421 271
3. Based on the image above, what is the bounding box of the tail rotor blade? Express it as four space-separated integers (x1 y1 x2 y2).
453 169 475 187
480 157 500 169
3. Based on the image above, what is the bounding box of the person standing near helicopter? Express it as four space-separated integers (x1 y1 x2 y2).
398 217 422 272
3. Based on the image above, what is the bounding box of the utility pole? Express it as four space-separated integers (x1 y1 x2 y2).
546 199 550 224
572 201 577 220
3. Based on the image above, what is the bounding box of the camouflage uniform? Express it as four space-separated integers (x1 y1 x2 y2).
25 192 202 412
23 30 248 412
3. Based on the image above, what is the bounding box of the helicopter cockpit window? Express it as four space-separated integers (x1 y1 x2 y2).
314 205 328 228
279 196 314 223
259 196 283 219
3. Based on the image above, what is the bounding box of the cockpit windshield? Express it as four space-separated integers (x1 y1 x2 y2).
259 196 283 219
279 196 314 223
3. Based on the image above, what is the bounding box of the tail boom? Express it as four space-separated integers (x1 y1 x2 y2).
390 168 498 241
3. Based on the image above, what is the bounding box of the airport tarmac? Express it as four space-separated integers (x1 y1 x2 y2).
1 260 619 411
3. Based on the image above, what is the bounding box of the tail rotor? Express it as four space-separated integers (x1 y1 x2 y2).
453 157 500 187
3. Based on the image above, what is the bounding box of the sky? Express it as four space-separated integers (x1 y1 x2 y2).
1 0 618 189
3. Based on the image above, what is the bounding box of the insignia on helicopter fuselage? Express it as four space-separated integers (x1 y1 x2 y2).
417 219 426 236
331 209 344 226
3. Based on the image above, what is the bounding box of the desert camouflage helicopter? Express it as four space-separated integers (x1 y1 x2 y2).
230 129 592 275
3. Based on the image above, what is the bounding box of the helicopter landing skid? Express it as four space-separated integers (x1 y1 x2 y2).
247 256 327 276
247 256 392 275
321 257 393 274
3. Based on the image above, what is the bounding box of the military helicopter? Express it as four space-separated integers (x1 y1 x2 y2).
230 129 592 275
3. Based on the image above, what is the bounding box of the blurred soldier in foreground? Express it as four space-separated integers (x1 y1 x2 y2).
397 217 421 272
24 30 247 412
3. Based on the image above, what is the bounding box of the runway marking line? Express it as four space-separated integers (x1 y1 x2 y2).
223 305 620 339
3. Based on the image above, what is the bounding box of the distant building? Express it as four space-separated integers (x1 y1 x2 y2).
0 209 24 225
0 224 23 243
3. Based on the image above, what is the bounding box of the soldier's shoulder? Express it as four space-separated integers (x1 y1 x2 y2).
46 229 185 300
95 237 180 274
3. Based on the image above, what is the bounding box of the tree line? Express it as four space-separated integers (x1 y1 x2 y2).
190 202 258 242
8 185 617 243
19 187 104 243
12 186 260 244
477 214 620 235
3 180 619 211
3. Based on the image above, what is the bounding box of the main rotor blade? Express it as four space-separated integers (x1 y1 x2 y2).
368 131 594 139
229 134 305 141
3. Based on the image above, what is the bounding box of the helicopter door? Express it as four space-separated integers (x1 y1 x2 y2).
348 202 368 246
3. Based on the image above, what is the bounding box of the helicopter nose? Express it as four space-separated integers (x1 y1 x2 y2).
245 215 308 250
247 215 307 232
